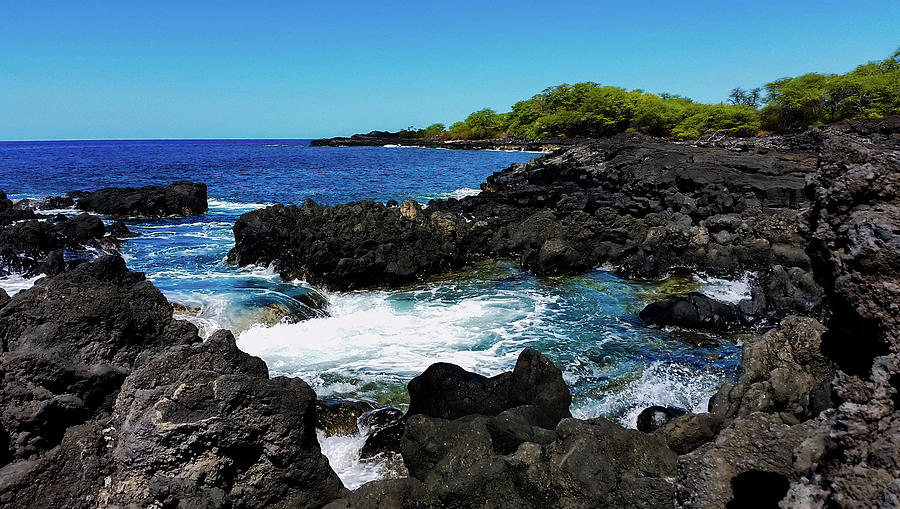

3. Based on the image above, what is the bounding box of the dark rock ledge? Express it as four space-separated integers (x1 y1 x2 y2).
310 130 581 152
0 182 208 278
231 124 832 326
15 181 209 220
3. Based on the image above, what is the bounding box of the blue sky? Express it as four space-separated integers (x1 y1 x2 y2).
2 1 898 140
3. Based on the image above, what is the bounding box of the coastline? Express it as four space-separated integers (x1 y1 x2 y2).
0 116 897 507
310 130 583 152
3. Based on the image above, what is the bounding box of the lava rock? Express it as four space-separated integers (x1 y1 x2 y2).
709 316 832 422
0 255 198 463
405 347 571 425
107 220 135 238
639 293 742 331
72 181 208 219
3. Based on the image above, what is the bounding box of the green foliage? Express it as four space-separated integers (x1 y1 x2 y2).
672 104 760 139
761 49 900 131
409 48 899 140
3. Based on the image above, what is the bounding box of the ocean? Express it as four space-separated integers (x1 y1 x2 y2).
0 139 743 487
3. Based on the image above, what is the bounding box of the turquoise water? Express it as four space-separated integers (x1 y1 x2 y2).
1 141 742 472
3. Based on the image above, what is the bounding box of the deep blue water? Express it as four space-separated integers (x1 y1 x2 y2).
1 139 742 479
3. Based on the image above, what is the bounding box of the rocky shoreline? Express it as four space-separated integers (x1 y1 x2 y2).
310 130 581 152
0 116 897 507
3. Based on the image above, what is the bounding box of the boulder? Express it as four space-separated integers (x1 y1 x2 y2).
406 347 571 425
103 330 344 508
639 293 742 331
0 256 346 507
398 411 676 508
316 399 376 436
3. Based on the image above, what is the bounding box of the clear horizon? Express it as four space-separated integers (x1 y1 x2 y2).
2 0 899 141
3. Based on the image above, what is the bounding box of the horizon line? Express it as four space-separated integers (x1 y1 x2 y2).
0 137 326 143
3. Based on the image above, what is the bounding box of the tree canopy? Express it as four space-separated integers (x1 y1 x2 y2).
399 48 899 141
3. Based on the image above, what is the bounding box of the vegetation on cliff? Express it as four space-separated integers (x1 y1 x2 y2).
397 49 899 141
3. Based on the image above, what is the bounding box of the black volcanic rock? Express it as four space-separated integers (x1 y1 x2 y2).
0 255 197 463
639 293 743 331
310 130 576 151
0 211 110 278
232 129 831 320
0 256 345 508
406 347 572 425
393 411 676 508
72 181 208 219
783 116 900 506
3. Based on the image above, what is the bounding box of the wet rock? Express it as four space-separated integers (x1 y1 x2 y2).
316 399 376 436
709 316 832 422
360 419 405 460
0 289 8 309
107 220 134 238
293 287 329 314
323 477 436 509
72 181 208 219
639 293 742 331
359 406 405 458
636 405 687 433
406 347 571 425
12 195 75 212
0 196 111 278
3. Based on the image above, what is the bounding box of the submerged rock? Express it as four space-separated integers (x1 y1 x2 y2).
316 399 376 437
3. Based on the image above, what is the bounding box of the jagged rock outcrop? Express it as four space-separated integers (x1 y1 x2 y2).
0 256 197 463
0 256 345 508
709 316 832 423
0 205 111 277
330 352 678 509
231 131 826 324
786 116 900 507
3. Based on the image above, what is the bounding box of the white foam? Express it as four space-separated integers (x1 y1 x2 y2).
0 273 45 295
571 362 725 428
698 272 754 303
421 187 482 201
207 198 272 211
236 287 556 393
316 430 402 490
